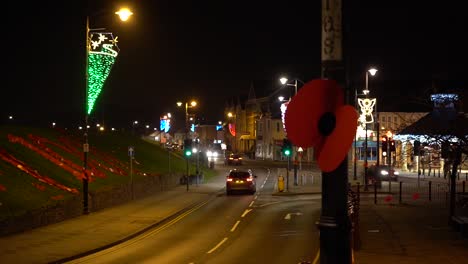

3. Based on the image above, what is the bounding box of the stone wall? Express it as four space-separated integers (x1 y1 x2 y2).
0 173 182 236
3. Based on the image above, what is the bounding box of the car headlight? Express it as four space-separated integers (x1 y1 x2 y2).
213 152 218 157
394 171 399 175
207 151 213 157
380 170 389 175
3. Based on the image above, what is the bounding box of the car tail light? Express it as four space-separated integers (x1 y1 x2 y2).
246 177 253 182
227 177 233 182
239 157 242 160
229 157 234 160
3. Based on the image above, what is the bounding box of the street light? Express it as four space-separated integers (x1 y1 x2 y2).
279 77 305 167
177 100 197 191
362 68 377 190
83 7 133 215
279 77 305 97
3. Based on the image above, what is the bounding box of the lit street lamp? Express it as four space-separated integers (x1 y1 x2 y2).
82 8 133 215
279 77 303 96
279 77 305 168
177 100 197 191
360 68 377 190
177 101 197 136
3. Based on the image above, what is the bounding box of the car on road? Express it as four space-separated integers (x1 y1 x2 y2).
226 153 243 165
368 165 399 184
226 169 257 195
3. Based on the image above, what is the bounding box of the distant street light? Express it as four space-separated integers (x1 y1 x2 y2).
279 77 304 96
279 76 305 161
82 7 133 214
362 68 378 190
177 100 198 191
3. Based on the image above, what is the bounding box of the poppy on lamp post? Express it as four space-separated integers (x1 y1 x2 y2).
284 79 358 172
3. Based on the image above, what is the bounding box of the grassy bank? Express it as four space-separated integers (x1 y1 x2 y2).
0 125 214 220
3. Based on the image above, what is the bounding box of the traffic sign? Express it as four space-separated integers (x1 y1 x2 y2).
128 146 134 157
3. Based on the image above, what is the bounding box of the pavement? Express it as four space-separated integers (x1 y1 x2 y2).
0 167 467 264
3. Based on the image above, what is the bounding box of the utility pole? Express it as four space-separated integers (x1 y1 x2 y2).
318 0 351 263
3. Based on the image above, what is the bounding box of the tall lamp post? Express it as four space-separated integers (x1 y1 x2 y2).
362 68 377 191
83 8 133 215
279 77 304 164
177 100 197 191
227 112 237 153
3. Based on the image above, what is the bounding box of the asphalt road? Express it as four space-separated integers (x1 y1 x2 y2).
66 165 321 264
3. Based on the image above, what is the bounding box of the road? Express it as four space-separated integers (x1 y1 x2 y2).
66 164 321 264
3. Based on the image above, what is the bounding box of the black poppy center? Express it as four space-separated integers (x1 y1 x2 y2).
318 112 336 136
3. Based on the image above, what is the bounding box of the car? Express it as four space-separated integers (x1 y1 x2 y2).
226 169 257 195
368 165 399 184
226 153 243 165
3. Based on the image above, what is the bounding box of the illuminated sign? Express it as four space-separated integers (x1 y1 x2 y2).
160 118 171 133
358 98 376 125
280 101 289 131
87 32 119 115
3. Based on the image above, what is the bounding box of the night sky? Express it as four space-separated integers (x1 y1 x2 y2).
3 1 466 130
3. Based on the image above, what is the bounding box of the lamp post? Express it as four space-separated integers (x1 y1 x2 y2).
177 100 197 191
363 68 377 191
227 112 237 152
279 77 304 166
83 8 132 215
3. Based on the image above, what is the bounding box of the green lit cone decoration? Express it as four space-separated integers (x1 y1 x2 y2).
87 32 120 115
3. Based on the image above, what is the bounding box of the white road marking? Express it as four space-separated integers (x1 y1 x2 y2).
241 208 252 218
207 237 228 254
230 220 241 232
249 201 254 207
284 212 303 220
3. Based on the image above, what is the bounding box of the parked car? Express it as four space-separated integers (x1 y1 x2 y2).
226 153 243 165
226 169 257 195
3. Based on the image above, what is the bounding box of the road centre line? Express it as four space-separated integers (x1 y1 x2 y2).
230 220 241 232
207 237 228 254
241 208 252 218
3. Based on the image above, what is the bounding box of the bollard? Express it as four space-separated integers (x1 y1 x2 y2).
429 181 432 201
278 175 285 192
374 182 377 204
399 181 402 204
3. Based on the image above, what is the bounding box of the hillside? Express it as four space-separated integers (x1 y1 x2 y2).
0 125 213 223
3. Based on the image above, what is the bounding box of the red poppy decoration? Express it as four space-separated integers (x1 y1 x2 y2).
384 195 394 203
285 79 358 172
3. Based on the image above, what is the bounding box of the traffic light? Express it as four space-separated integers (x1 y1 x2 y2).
413 140 420 155
183 139 192 157
381 136 388 152
282 139 292 157
389 138 396 152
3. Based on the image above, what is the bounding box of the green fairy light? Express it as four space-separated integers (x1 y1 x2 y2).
87 32 119 115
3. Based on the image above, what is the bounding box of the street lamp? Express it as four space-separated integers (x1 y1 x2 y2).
83 8 133 215
177 100 197 136
279 77 305 167
279 77 305 97
177 100 197 191
362 68 377 190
